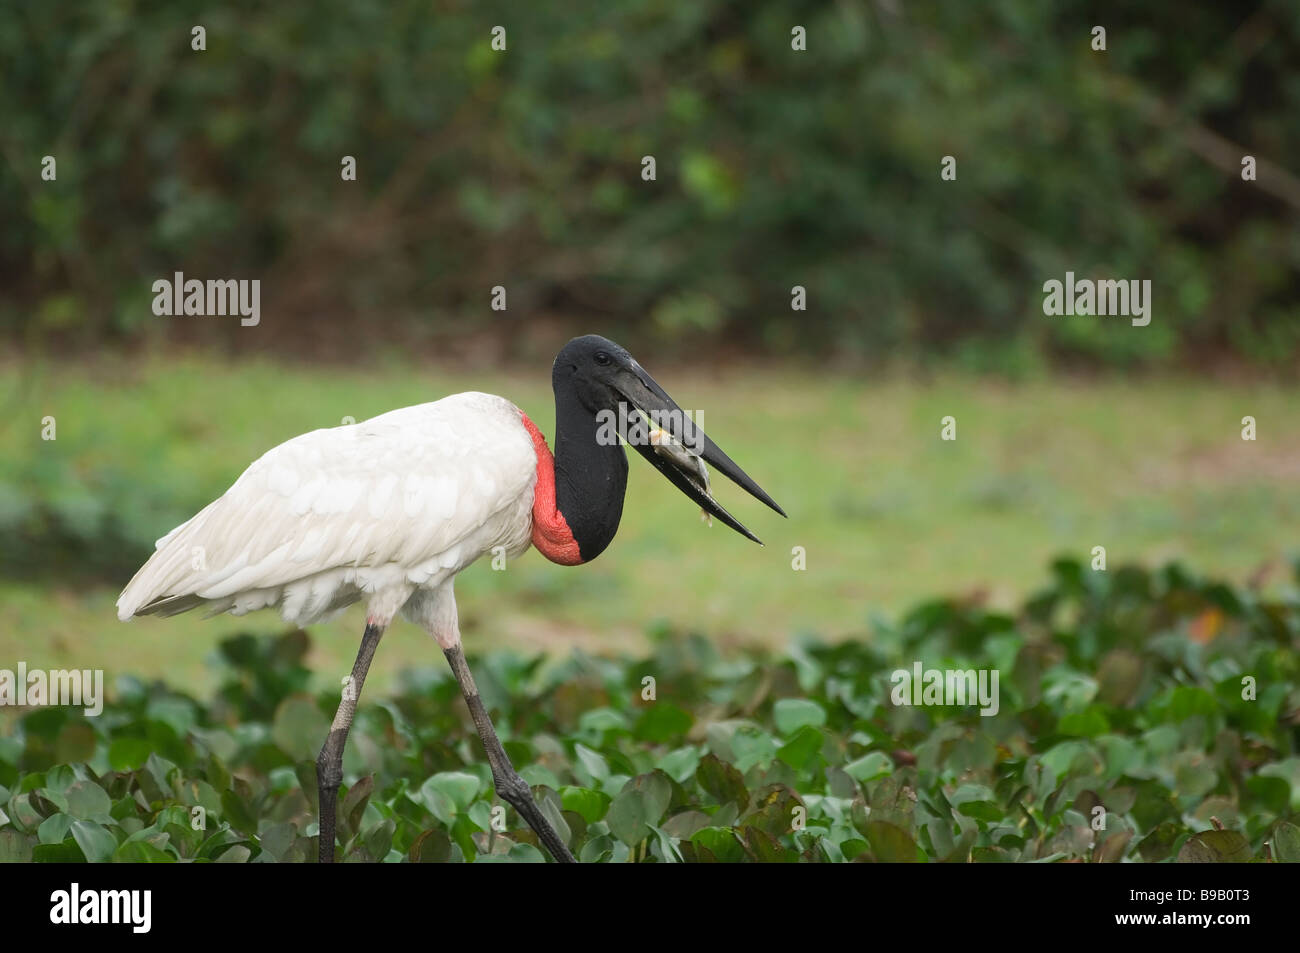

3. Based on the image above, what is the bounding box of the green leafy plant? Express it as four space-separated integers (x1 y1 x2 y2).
1 558 1296 862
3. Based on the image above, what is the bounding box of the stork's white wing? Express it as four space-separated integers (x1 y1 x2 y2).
117 392 537 623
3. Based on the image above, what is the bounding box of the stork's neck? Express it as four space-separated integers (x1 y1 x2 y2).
521 391 627 565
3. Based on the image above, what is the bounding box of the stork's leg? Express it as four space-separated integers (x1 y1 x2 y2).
443 644 577 863
316 621 385 863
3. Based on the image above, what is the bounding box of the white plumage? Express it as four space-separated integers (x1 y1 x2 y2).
116 391 539 627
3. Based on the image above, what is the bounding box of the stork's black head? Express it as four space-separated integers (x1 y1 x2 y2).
551 334 786 545
552 334 637 413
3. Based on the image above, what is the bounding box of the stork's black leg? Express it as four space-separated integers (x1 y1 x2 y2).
443 644 577 863
316 621 385 863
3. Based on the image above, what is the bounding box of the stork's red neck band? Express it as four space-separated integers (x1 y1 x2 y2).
520 413 584 566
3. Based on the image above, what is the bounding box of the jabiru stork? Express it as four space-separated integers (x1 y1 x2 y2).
116 334 785 862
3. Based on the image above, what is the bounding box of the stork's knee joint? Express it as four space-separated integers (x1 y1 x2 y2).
494 773 532 805
316 732 345 789
317 762 342 790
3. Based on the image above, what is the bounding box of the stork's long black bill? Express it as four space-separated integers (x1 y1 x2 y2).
613 363 786 544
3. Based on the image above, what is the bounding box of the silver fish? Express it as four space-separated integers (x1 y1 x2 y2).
649 426 713 525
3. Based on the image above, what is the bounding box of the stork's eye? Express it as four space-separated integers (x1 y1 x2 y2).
594 351 611 366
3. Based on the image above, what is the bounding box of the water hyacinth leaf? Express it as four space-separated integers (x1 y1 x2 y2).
1177 830 1252 863
656 746 701 783
741 826 796 862
7 793 44 833
421 785 457 827
363 818 396 858
1057 707 1110 738
697 754 748 809
1094 830 1132 863
507 842 546 863
33 838 85 863
785 643 825 694
578 708 628 738
773 699 827 734
113 840 175 862
559 787 611 825
108 738 153 772
535 788 571 847
950 784 1003 823
606 796 647 847
634 703 693 743
940 817 978 863
1244 776 1290 816
37 813 75 845
662 810 711 840
63 780 112 821
841 838 869 861
70 820 118 862
844 752 893 783
180 779 222 821
43 765 80 795
409 828 453 863
136 828 178 859
1270 822 1300 863
561 810 588 846
258 822 297 861
220 788 258 834
647 823 684 863
573 744 610 785
741 786 803 838
271 696 330 762
1172 755 1218 800
634 769 676 821
865 820 921 862
209 753 235 794
579 833 615 864
526 758 570 788
422 771 481 812
0 830 34 862
730 727 778 772
196 827 243 860
826 765 859 799
868 776 917 832
342 775 374 836
775 725 824 771
147 697 198 737
690 826 746 863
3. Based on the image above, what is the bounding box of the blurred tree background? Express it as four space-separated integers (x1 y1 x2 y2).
3 0 1298 371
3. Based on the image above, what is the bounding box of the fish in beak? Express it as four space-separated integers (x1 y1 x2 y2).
648 425 713 526
611 359 787 544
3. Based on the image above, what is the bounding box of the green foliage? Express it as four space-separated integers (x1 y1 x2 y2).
3 2 1298 368
1 558 1297 862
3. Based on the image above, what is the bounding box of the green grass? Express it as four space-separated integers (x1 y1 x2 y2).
2 354 1298 695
